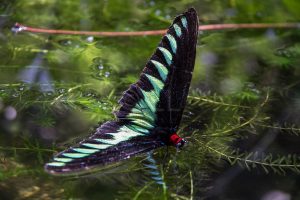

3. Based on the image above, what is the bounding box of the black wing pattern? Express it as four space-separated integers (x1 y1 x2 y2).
45 8 198 175
116 8 198 138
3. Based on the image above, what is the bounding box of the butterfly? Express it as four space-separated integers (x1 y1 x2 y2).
45 8 199 175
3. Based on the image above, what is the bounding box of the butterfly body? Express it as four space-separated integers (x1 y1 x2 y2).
45 8 198 175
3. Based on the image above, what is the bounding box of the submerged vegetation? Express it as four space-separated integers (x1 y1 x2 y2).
1 0 300 199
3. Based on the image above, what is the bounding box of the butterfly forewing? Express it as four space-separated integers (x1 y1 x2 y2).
45 8 198 175
117 8 198 132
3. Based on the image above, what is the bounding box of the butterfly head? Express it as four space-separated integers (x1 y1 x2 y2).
175 138 187 149
169 133 186 148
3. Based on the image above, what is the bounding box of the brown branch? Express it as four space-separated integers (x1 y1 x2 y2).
12 22 300 37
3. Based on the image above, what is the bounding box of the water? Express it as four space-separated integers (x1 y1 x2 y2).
1 1 300 199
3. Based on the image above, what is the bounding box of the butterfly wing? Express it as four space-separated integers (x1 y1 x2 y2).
45 8 198 175
116 8 198 135
45 121 164 175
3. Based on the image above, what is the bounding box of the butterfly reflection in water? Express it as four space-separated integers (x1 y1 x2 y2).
45 8 199 175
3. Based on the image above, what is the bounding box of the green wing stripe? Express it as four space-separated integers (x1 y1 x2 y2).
126 124 150 134
135 100 155 120
131 107 142 114
158 47 172 65
145 74 164 95
93 138 115 145
94 126 145 146
113 126 145 141
131 118 154 129
128 113 154 128
47 162 66 167
166 34 177 53
131 107 155 122
62 153 89 158
54 158 73 163
124 93 156 133
126 112 154 124
150 60 168 81
173 24 182 37
73 148 99 154
181 17 188 28
125 68 166 134
141 89 159 113
82 143 112 149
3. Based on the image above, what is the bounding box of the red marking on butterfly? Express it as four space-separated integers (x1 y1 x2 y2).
169 133 183 145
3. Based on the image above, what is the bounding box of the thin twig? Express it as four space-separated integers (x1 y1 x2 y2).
161 166 168 200
255 123 300 133
0 146 55 152
12 23 300 37
210 90 270 136
190 171 194 200
133 182 154 200
201 142 300 169
188 95 251 109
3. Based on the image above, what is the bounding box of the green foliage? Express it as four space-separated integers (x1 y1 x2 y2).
0 83 116 121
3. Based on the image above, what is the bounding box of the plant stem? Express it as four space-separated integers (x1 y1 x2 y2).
13 23 300 37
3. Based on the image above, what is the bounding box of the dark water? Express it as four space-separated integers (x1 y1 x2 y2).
1 1 300 199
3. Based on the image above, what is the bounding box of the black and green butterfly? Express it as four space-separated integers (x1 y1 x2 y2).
45 8 199 175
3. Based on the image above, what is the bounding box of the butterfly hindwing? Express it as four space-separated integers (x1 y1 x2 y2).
45 121 164 175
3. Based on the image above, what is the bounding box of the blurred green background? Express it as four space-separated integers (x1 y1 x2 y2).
1 0 300 199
